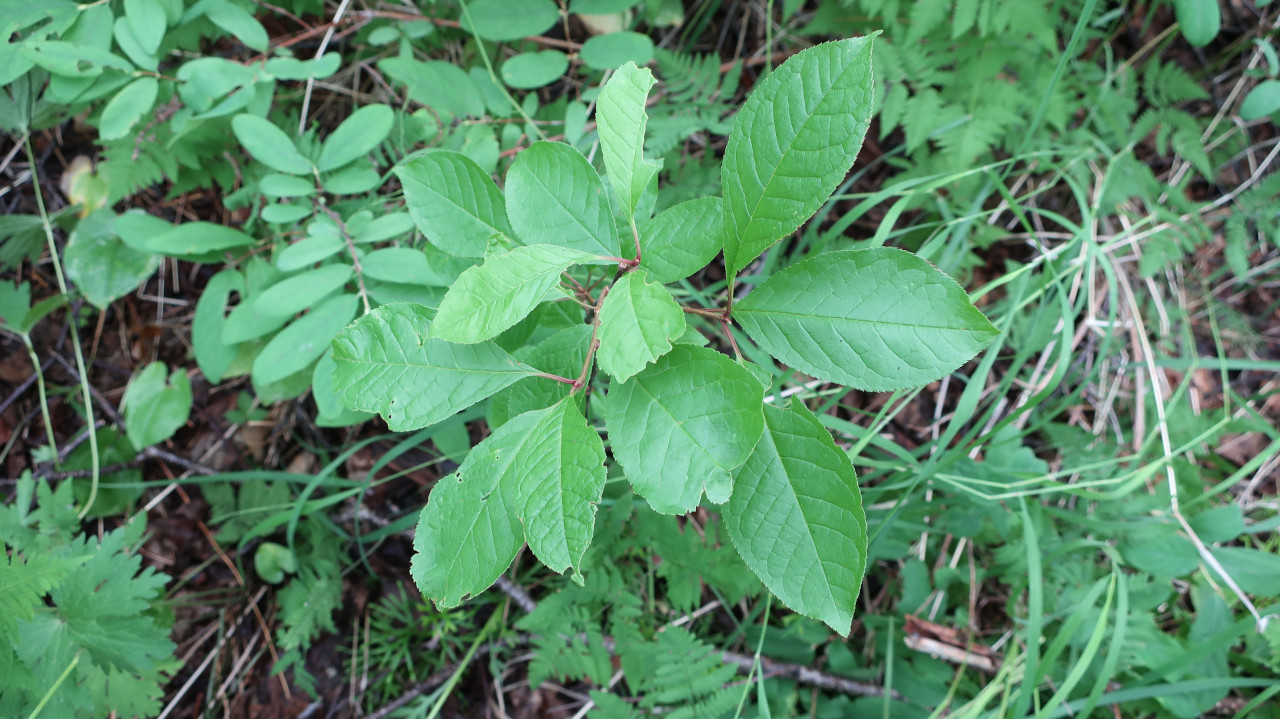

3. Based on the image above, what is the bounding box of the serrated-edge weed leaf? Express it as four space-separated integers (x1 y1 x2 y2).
605 345 765 514
722 37 876 274
331 303 537 430
735 248 998 391
723 401 867 636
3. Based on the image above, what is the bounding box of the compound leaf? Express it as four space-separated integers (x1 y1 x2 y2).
506 141 620 256
735 248 997 391
722 37 875 274
722 401 866 636
395 150 511 257
605 345 764 514
331 303 537 431
231 114 313 176
317 104 394 172
433 244 608 344
639 197 723 284
597 62 660 220
596 270 684 382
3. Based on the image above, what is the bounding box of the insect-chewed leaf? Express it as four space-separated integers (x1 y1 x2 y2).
722 401 866 636
605 345 764 514
721 36 876 274
395 150 511 258
411 397 605 606
432 245 610 344
331 303 537 431
734 248 998 391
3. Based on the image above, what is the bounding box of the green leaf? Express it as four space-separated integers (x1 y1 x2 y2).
378 57 485 120
411 440 523 608
64 210 160 310
353 213 415 244
395 150 511 257
361 247 434 284
331 303 537 431
508 399 606 575
231 114 313 175
137 221 257 255
1174 0 1219 47
322 165 382 195
464 0 559 41
639 197 723 284
734 248 998 391
490 324 591 427
605 345 765 514
501 50 569 89
21 41 132 78
113 16 157 70
261 203 311 224
1210 547 1280 596
317 104 394 172
506 141 620 256
721 37 876 274
124 0 166 55
252 293 359 386
260 173 316 198
596 270 684 382
98 77 158 140
579 32 655 71
122 362 192 450
722 402 867 636
205 0 269 52
433 244 608 344
312 349 372 426
264 54 341 80
413 397 605 607
192 269 244 383
253 264 352 319
1240 80 1280 121
597 62 660 220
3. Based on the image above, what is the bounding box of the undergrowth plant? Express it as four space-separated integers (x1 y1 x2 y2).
0 474 176 717
331 37 998 634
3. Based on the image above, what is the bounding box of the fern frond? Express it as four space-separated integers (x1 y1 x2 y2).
276 565 342 653
647 50 739 158
1143 62 1208 107
612 626 738 715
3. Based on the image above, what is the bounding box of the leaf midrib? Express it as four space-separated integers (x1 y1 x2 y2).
739 306 995 334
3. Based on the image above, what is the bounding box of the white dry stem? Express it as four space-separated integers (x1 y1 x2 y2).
1114 264 1272 633
299 0 354 134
